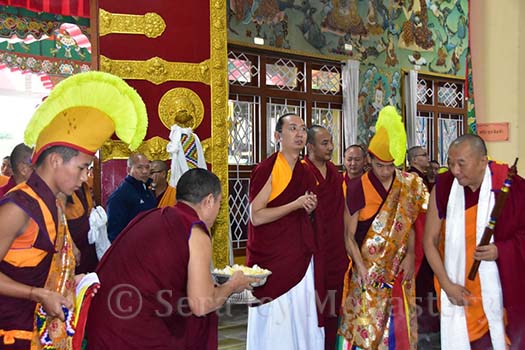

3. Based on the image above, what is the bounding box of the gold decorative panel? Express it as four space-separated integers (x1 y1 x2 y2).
158 88 205 130
137 137 171 161
100 139 131 161
99 8 166 38
209 0 229 268
201 138 212 164
101 137 169 161
100 56 211 85
101 137 212 164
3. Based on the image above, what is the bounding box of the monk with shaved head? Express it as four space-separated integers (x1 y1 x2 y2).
425 134 525 349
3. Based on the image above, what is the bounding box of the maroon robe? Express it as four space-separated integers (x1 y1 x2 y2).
66 183 98 274
303 157 349 349
85 203 218 350
346 170 390 245
408 166 440 333
0 176 16 197
435 161 525 350
0 173 57 349
247 152 325 324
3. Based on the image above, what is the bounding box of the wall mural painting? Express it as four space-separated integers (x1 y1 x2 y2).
228 0 467 74
357 64 400 145
228 0 469 144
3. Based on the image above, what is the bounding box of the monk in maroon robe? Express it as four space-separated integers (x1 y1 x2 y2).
407 146 440 339
425 134 525 349
0 71 153 349
65 182 98 274
246 113 325 349
304 125 349 350
0 143 33 198
86 169 255 350
0 172 66 349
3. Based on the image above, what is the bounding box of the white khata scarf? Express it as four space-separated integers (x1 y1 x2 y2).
441 165 506 350
166 124 207 187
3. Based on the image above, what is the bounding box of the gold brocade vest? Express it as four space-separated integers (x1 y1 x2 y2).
29 191 76 350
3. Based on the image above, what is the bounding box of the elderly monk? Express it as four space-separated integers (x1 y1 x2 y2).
424 134 525 350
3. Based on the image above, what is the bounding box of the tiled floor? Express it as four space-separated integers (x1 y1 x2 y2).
218 303 248 350
218 303 441 350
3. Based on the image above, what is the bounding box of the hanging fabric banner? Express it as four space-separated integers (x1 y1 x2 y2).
465 0 477 135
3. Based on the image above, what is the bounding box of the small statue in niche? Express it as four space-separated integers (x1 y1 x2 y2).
158 87 204 131
172 96 196 128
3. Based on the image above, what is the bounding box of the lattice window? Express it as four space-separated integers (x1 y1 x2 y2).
417 78 434 105
414 74 466 165
266 98 306 156
228 96 258 165
266 58 305 91
228 51 260 87
312 65 341 95
437 82 464 108
228 177 250 249
415 111 434 161
438 114 464 165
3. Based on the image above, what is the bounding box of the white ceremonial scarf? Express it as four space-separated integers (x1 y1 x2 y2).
87 205 111 260
166 124 207 187
441 165 506 350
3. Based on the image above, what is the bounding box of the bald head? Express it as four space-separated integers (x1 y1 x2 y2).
150 160 168 172
275 112 299 133
344 145 366 178
306 125 333 164
150 160 168 191
449 134 487 157
1 156 12 177
10 143 33 182
306 125 327 145
447 134 489 191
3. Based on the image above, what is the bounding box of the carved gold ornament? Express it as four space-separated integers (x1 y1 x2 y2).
100 56 210 85
158 88 205 130
200 138 212 164
137 137 170 161
99 9 166 38
100 139 130 160
100 137 170 161
101 136 209 164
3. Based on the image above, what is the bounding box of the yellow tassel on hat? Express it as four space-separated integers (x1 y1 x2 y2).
25 71 148 161
368 106 406 166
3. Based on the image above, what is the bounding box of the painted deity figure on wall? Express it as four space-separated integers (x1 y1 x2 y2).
322 0 367 37
398 0 435 51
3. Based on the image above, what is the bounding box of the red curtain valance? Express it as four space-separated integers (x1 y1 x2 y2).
0 0 89 18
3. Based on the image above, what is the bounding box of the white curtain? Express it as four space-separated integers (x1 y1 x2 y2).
404 69 418 147
342 59 360 148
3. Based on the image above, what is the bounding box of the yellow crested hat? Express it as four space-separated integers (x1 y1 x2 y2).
368 106 406 166
24 71 148 162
